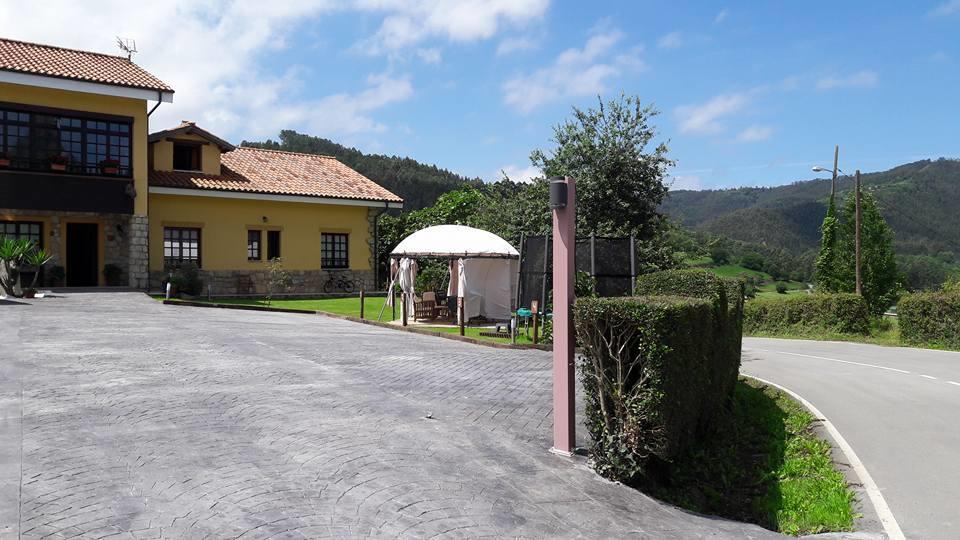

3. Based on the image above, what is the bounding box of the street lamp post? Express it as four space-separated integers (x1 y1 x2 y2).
813 148 863 296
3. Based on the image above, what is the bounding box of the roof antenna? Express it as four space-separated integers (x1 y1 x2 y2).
116 37 137 60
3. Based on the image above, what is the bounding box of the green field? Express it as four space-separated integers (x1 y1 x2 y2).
688 263 809 298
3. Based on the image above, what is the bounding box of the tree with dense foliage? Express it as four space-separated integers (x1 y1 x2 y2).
821 191 901 316
528 94 677 271
815 197 842 291
531 94 674 239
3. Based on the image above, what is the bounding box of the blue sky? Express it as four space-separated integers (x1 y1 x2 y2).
6 1 960 190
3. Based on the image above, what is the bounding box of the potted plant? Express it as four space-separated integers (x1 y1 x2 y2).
103 263 123 286
49 154 69 171
99 158 120 175
0 151 10 168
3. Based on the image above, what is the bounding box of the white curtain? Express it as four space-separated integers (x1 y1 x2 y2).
397 257 418 316
457 258 512 321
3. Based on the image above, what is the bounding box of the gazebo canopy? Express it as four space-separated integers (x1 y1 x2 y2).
390 225 519 259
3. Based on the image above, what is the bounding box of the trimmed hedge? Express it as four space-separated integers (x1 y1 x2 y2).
899 292 960 349
635 269 744 418
575 295 715 482
744 294 870 335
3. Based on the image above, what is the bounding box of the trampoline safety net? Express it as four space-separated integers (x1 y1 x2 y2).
516 235 636 311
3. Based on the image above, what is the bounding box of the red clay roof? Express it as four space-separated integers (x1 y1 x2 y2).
149 146 402 203
0 38 173 93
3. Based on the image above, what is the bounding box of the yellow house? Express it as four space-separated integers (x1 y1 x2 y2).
146 121 402 293
0 37 402 292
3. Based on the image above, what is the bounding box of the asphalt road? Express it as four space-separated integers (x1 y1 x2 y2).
741 337 960 540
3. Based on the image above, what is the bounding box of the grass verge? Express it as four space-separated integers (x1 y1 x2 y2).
641 378 855 536
421 325 537 345
746 317 906 348
157 295 399 321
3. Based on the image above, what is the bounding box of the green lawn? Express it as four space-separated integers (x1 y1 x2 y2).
160 295 399 321
645 378 856 536
422 325 538 345
706 264 772 280
158 295 547 346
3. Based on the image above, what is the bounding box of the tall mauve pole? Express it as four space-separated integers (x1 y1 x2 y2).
550 176 576 455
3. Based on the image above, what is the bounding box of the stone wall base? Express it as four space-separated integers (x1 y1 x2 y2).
151 269 375 295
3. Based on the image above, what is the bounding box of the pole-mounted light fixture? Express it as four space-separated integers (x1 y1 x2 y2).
549 176 568 209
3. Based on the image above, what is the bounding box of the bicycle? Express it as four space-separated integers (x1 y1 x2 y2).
323 273 355 293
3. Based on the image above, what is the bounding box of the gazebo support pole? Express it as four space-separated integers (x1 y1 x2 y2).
551 176 576 456
401 293 407 326
458 297 465 336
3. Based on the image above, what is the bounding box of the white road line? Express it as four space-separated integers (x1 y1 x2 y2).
744 375 906 540
920 374 937 380
948 381 960 387
753 348 912 374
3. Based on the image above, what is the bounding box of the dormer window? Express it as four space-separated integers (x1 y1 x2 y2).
172 142 201 171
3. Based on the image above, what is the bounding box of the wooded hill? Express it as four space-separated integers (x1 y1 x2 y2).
662 158 960 258
241 130 483 211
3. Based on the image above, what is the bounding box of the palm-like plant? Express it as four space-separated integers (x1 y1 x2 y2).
23 248 54 291
0 238 50 297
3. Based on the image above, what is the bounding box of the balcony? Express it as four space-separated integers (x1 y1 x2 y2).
0 159 134 214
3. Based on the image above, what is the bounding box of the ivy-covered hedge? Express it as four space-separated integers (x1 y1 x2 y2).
899 292 960 349
744 294 870 335
575 296 715 483
634 269 744 418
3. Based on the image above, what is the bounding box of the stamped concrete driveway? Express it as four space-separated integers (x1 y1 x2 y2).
0 293 780 539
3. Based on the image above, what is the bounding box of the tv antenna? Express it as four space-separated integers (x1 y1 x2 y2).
116 37 138 60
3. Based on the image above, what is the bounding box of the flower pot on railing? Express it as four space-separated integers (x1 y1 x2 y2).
0 155 10 168
99 159 120 175
48 155 69 171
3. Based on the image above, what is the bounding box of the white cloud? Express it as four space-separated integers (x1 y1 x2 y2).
502 29 643 113
497 164 540 183
669 175 702 191
714 9 729 23
417 47 442 64
657 31 683 49
356 0 550 55
0 1 425 142
674 93 749 135
737 124 774 142
496 36 539 55
816 70 879 90
930 0 960 16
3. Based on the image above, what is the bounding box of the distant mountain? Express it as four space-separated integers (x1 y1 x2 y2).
241 130 483 211
662 158 960 257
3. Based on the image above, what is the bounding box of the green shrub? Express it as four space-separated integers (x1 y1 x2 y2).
168 262 204 296
575 270 597 298
744 294 870 335
635 269 744 418
575 295 714 483
775 282 788 294
899 292 960 349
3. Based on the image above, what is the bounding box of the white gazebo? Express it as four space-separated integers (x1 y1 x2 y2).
388 225 519 322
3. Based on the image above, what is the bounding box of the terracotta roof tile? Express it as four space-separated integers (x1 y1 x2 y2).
0 38 173 93
149 146 402 204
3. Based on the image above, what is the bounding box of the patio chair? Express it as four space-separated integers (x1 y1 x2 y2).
414 291 438 321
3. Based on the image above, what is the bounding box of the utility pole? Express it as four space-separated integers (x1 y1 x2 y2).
831 145 839 202
855 170 862 296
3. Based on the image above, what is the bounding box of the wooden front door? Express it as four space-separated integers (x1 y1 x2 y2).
66 223 98 287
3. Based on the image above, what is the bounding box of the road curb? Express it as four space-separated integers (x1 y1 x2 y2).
743 374 905 540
